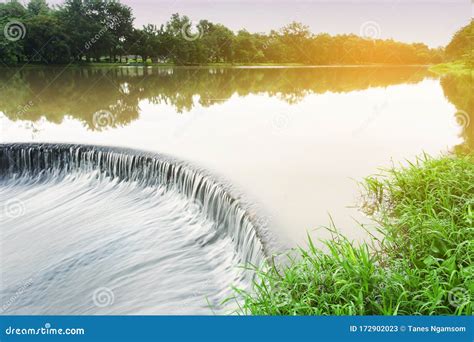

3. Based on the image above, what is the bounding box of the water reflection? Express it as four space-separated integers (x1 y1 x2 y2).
439 74 473 153
0 66 430 129
0 66 470 246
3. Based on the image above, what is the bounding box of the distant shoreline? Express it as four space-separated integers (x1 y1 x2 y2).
0 63 432 69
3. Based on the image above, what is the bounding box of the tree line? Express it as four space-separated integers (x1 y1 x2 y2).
0 0 461 65
444 19 474 67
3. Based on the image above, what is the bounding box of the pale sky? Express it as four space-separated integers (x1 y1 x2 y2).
42 0 473 47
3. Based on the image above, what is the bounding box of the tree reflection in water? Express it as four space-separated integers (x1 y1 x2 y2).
0 66 471 151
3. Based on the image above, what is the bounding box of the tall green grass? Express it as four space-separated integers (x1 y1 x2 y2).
236 155 474 315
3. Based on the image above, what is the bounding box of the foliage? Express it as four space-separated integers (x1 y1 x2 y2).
445 19 474 65
0 0 446 65
236 155 474 315
429 61 472 76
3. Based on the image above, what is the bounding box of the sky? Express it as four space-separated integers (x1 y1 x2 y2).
45 0 472 47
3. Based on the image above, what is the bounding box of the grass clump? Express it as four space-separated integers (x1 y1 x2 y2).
236 154 474 315
429 61 473 76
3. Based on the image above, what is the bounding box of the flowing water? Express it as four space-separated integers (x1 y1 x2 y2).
0 66 472 314
0 144 267 314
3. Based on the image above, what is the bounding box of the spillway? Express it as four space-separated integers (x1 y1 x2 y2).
0 143 269 314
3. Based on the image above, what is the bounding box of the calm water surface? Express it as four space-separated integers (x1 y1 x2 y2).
0 66 472 246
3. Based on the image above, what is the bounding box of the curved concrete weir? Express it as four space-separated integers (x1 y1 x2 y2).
0 143 269 314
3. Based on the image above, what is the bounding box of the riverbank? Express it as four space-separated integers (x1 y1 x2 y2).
1 62 432 69
429 61 473 76
236 154 474 315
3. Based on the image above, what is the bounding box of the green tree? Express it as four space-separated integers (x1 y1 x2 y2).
233 30 260 63
279 22 312 63
0 6 450 66
445 20 474 62
199 21 234 63
0 0 27 63
103 0 134 62
27 0 49 15
128 25 159 62
24 14 71 63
